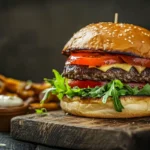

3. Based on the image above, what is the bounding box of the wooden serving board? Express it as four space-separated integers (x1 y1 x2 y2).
11 110 150 150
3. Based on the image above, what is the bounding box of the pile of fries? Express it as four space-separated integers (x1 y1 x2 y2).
0 74 60 112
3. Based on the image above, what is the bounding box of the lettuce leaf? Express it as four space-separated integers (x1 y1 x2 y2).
42 69 150 112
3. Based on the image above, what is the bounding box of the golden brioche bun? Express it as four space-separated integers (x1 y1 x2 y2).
62 22 150 58
61 96 150 118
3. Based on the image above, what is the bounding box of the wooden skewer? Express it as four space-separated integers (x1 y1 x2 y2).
114 13 118 23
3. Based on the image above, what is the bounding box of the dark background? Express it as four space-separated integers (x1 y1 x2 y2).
0 0 149 82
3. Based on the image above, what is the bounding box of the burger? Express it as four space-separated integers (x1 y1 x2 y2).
43 22 150 118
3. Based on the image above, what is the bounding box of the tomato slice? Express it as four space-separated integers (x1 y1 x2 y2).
120 55 150 68
66 52 123 66
66 52 150 68
68 80 146 89
68 80 107 88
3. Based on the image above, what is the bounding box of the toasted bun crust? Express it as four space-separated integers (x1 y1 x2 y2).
62 22 150 58
61 96 150 118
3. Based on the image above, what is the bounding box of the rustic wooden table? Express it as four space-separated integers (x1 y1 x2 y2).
11 110 150 150
0 132 65 150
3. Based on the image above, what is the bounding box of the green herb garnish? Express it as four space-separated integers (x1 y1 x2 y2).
35 108 47 115
102 80 124 112
42 69 150 112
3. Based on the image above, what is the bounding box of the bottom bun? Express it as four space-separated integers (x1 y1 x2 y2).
60 96 150 118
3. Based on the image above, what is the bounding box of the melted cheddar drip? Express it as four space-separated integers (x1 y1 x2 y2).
134 66 146 74
96 63 145 74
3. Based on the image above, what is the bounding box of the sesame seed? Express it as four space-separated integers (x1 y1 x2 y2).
119 24 124 27
103 27 108 30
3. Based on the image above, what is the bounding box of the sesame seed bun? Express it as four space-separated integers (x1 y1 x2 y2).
62 22 150 58
61 96 150 118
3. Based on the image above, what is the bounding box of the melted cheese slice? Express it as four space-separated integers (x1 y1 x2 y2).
134 66 146 74
97 63 145 74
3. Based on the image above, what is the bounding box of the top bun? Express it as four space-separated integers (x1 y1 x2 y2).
62 22 150 58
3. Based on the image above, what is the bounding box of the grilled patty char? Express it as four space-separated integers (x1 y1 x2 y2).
63 65 150 83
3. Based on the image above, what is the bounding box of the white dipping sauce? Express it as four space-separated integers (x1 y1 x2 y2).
0 95 23 107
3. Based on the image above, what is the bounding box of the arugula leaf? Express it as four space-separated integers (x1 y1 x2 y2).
114 79 124 89
124 85 139 95
65 80 81 97
118 89 128 96
88 86 105 98
53 69 66 93
111 88 124 112
44 78 55 85
102 80 124 112
111 88 121 111
49 69 67 100
102 83 113 103
137 84 150 95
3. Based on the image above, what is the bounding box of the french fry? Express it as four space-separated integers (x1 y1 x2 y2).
0 74 56 103
5 78 22 92
4 92 18 97
17 90 35 99
0 81 5 94
29 83 50 94
0 74 7 82
30 102 60 110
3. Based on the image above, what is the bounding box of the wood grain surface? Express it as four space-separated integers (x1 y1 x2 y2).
0 133 63 150
11 110 150 150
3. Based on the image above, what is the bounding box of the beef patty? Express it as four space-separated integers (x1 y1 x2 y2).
63 65 150 83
